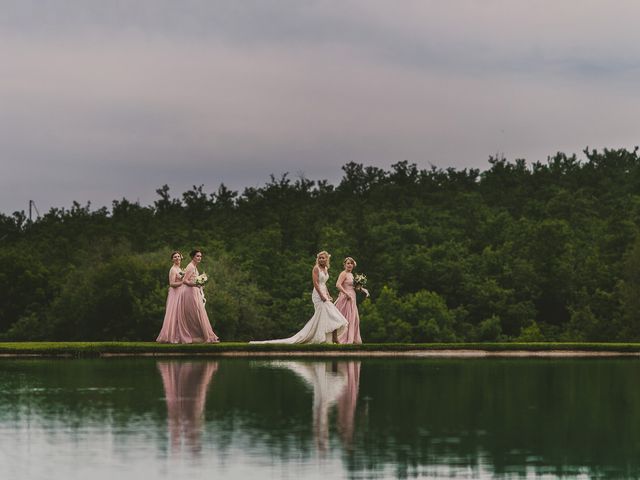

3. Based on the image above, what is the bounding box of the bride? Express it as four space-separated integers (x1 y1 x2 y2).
251 251 347 344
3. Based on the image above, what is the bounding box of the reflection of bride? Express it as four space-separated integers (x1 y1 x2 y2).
267 361 361 453
157 361 218 455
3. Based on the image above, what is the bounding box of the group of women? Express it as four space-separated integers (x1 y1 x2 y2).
156 249 220 344
156 250 363 345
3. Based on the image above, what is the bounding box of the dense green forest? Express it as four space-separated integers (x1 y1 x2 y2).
2 148 640 342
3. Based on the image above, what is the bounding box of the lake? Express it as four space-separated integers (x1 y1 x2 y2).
1 357 639 479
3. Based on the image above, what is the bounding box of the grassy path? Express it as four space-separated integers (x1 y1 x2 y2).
1 342 640 357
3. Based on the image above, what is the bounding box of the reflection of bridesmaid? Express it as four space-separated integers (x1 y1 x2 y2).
157 361 218 454
156 251 190 343
336 361 361 447
335 257 362 344
181 249 219 343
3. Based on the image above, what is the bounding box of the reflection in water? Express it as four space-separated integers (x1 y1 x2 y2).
157 361 218 455
266 361 361 454
336 362 360 448
3 358 640 479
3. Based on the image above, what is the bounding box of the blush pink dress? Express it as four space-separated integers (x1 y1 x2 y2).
157 265 192 343
335 272 363 344
181 263 219 343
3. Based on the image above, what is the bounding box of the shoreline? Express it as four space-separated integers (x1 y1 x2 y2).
2 348 640 359
2 342 640 358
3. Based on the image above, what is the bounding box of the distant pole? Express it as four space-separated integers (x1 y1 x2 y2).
28 200 40 222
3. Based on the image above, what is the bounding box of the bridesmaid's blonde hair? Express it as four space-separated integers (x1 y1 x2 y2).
316 250 331 269
343 256 357 267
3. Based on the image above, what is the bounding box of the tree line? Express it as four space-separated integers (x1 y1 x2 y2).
2 147 640 342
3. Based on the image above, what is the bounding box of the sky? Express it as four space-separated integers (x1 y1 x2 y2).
1 0 639 215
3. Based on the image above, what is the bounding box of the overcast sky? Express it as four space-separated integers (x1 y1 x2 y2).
1 0 639 215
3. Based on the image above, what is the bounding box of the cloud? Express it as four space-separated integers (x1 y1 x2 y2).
1 0 640 214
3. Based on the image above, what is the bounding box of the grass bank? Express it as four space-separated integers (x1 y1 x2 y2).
1 342 640 358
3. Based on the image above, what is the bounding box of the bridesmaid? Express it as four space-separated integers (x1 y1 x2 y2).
181 249 220 343
156 251 190 343
335 257 362 344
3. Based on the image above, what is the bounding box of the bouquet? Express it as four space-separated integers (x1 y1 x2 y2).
353 273 370 297
194 273 208 304
195 273 208 286
178 269 186 278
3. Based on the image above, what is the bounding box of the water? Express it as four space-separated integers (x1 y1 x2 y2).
1 357 639 479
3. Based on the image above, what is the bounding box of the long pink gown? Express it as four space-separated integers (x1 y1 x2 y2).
157 266 192 343
335 272 363 344
181 263 219 343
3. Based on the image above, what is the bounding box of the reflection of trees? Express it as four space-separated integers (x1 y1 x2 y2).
268 361 361 454
8 358 640 478
157 361 218 455
348 359 640 479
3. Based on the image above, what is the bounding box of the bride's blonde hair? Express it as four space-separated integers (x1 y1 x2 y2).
316 250 331 269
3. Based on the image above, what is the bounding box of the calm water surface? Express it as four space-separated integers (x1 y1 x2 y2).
1 357 639 479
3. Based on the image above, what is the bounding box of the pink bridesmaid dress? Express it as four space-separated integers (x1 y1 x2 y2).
157 266 192 343
335 272 362 344
181 263 219 343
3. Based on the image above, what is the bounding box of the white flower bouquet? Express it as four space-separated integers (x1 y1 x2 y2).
353 273 370 297
195 273 208 304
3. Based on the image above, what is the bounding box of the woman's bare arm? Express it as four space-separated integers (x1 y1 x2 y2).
169 268 183 288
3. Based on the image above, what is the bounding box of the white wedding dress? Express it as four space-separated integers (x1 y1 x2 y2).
250 269 348 344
